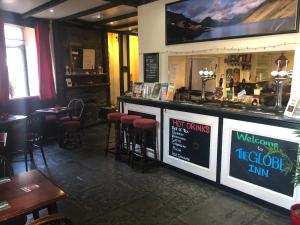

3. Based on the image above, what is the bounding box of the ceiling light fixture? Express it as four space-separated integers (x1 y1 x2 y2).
129 28 132 31
49 9 54 13
110 22 114 25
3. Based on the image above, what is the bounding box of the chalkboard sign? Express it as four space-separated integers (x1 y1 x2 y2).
144 53 159 83
230 131 298 197
169 118 211 168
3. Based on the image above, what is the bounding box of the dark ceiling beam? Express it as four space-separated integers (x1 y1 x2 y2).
0 9 49 27
22 0 67 18
58 2 121 21
103 0 137 7
109 21 137 29
103 0 157 7
94 12 137 25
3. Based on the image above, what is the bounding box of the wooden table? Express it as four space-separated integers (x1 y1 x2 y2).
0 115 27 130
36 107 70 117
0 170 66 223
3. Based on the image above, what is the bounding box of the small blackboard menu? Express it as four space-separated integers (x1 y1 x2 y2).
230 131 298 197
144 53 159 83
169 118 211 168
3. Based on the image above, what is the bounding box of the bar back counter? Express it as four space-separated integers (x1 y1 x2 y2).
119 96 300 211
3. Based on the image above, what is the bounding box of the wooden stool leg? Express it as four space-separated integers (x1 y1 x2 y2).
141 130 147 162
105 122 111 156
125 126 131 155
33 210 39 220
131 129 137 168
153 128 158 162
24 151 28 172
115 122 120 160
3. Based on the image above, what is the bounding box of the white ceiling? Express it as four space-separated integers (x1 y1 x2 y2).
105 16 137 26
0 0 50 14
79 5 137 22
0 0 138 31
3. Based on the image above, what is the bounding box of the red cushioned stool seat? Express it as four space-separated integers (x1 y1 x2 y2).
133 118 156 129
107 112 126 121
121 115 142 124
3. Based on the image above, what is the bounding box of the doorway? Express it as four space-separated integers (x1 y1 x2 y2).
108 32 139 106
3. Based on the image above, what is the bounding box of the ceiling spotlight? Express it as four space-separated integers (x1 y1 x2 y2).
129 28 132 31
49 9 54 13
96 14 101 19
110 22 114 25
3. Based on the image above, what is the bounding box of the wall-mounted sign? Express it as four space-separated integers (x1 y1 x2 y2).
169 118 210 168
144 53 159 83
230 130 298 197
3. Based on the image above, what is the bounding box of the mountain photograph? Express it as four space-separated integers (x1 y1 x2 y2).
166 0 298 44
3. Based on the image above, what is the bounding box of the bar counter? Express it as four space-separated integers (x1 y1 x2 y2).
118 96 300 210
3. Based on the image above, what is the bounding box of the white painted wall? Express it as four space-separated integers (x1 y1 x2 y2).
138 0 300 98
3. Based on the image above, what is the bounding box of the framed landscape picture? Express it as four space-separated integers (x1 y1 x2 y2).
166 0 300 45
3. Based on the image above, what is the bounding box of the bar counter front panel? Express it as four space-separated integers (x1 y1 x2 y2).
123 103 161 160
118 96 300 210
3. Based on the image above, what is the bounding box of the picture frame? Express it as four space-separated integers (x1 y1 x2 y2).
66 78 72 87
166 0 300 45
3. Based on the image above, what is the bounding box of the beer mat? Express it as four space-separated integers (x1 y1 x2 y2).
0 201 10 212
0 177 11 185
20 184 40 192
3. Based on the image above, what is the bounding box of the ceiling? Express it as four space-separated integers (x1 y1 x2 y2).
0 0 157 33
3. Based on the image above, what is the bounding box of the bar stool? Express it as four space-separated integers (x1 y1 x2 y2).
131 118 158 171
105 112 126 158
120 115 142 160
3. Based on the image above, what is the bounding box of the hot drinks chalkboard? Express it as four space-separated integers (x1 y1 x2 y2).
230 131 298 197
169 118 210 168
144 53 159 83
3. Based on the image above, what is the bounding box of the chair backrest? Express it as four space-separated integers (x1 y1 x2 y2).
0 155 13 178
28 214 73 225
26 113 43 139
0 133 7 155
67 99 84 118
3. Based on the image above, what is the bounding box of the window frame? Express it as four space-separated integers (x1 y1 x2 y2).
4 23 39 100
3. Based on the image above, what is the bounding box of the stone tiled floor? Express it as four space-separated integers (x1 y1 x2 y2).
12 124 289 225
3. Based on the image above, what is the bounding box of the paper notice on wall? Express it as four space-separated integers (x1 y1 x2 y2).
169 64 177 82
83 49 95 70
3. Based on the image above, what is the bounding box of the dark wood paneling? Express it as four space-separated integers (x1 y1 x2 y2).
52 21 109 107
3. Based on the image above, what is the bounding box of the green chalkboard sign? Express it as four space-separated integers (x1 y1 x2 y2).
230 131 298 197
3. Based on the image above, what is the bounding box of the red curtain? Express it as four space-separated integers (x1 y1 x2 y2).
35 22 55 100
0 18 9 103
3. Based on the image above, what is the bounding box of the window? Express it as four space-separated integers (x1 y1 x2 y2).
4 24 39 99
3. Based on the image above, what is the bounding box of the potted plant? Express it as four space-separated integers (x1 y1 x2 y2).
267 129 300 225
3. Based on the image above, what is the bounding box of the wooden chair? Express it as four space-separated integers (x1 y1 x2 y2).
28 214 73 225
59 99 85 123
25 113 47 171
0 154 13 178
0 132 7 155
58 99 85 148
